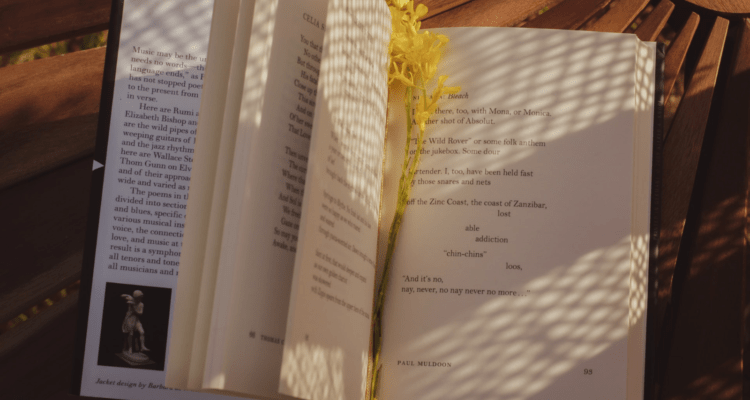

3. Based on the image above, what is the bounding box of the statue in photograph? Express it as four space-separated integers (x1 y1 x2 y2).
115 289 154 367
122 290 150 353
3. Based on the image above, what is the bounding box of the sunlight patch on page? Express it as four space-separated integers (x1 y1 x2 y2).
382 236 632 399
280 342 345 400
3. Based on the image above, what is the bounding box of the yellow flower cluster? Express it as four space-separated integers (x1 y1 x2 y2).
385 0 460 131
387 0 434 86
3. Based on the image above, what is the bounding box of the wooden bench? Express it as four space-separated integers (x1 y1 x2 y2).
0 0 747 398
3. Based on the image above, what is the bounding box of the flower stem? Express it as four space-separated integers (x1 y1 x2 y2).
370 85 418 400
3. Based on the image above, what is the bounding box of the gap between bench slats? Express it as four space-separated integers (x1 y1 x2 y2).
659 18 749 399
0 157 92 324
743 18 750 396
0 47 104 191
0 0 110 55
0 291 109 400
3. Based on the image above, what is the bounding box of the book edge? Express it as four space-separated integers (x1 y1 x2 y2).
70 0 126 395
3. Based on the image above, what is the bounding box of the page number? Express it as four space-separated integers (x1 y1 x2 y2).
584 369 593 375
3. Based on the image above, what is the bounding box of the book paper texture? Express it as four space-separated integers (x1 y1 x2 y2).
75 1 236 399
377 28 652 400
279 1 391 399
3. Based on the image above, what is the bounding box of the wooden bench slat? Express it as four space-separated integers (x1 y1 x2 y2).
664 12 701 107
660 18 750 398
0 47 104 191
421 0 560 28
634 0 675 41
523 0 612 30
0 0 110 55
584 0 649 33
0 157 92 324
417 0 472 20
657 16 729 322
683 0 750 17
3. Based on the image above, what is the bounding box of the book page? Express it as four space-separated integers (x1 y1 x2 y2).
378 28 645 400
186 0 257 390
279 1 391 400
165 0 241 389
77 1 234 399
199 0 332 397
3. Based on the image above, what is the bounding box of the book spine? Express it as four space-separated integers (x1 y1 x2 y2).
70 0 125 395
643 41 665 400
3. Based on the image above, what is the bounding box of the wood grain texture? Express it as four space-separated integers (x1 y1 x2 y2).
660 18 749 399
0 47 104 190
416 0 472 20
0 157 92 324
523 0 612 30
657 16 728 330
683 0 750 17
664 12 700 109
421 0 561 28
583 0 650 33
0 291 109 400
0 0 110 54
634 0 674 41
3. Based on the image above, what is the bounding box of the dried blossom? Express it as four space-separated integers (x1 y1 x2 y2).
370 2 459 399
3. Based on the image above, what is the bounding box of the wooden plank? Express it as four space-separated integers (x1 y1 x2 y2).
416 0 472 20
657 17 729 361
523 0 612 30
660 18 750 399
0 0 111 55
634 0 675 42
421 0 561 28
683 0 750 17
664 12 700 103
0 47 104 190
0 291 109 400
584 0 650 33
0 157 92 324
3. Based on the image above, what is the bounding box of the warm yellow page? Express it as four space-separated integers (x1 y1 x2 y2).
378 27 646 400
279 1 391 400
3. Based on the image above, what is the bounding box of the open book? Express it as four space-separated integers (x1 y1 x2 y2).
70 0 660 399
166 0 662 400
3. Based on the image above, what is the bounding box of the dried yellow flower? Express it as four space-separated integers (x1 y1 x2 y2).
386 1 455 91
370 2 460 400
